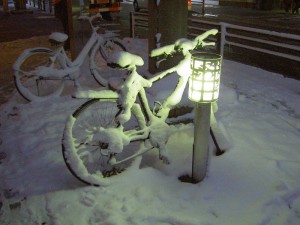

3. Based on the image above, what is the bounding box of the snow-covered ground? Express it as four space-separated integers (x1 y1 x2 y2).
0 38 300 225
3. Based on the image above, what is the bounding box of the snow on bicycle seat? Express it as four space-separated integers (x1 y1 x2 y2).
109 51 144 69
49 32 68 43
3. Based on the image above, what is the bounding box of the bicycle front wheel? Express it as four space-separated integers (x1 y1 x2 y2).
62 98 146 186
90 40 126 86
14 48 65 101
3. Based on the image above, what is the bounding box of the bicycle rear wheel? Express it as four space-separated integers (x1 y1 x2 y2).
62 98 146 186
14 48 65 101
90 39 126 86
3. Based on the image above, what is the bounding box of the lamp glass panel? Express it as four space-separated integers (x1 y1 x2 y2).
189 52 222 103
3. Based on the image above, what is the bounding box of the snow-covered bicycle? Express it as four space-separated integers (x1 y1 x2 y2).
62 29 226 186
13 13 126 101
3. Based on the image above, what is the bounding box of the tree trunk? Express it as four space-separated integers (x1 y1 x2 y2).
15 0 27 10
148 0 187 73
2 0 9 14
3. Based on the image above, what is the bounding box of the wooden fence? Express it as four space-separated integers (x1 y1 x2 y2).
130 12 300 78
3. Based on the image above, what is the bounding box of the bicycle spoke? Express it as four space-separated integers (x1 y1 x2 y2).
14 48 65 101
90 40 126 86
62 99 145 185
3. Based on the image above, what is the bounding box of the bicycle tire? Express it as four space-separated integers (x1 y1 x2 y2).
14 48 65 101
90 39 126 86
62 98 146 186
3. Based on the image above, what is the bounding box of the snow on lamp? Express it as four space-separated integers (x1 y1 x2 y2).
189 52 222 103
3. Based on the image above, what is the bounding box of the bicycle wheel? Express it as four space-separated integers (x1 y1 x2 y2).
14 48 65 101
62 98 147 186
90 39 126 86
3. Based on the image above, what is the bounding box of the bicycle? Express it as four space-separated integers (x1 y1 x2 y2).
62 29 227 186
13 13 126 101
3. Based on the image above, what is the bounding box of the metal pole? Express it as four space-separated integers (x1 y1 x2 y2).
192 102 211 183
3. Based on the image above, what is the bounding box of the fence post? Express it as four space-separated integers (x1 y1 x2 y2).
220 22 226 57
216 25 221 55
130 12 135 38
49 0 52 13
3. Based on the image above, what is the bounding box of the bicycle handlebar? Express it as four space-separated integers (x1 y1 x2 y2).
150 44 176 58
78 13 103 32
201 41 216 47
150 29 219 58
78 13 103 23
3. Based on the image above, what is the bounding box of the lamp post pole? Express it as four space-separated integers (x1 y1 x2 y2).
192 103 211 182
189 51 222 183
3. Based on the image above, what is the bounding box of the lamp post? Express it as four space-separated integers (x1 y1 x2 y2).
189 52 222 183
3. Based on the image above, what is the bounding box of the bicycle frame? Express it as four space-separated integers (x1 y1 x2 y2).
106 31 224 163
13 12 128 103
74 62 192 165
72 32 103 68
61 29 232 186
42 32 108 81
29 14 120 81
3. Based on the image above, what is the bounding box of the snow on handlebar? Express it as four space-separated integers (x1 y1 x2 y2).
202 42 216 46
78 13 103 30
150 29 219 58
195 29 218 43
150 44 176 58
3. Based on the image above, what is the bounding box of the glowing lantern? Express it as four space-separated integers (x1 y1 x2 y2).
189 52 222 103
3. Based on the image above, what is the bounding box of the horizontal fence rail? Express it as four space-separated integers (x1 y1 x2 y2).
220 22 300 62
130 12 300 65
130 12 149 38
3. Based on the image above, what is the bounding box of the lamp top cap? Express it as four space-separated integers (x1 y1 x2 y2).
191 52 222 61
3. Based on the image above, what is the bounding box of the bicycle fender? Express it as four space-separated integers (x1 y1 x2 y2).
13 47 53 71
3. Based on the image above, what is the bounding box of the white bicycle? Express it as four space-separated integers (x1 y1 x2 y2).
62 29 228 186
13 13 126 101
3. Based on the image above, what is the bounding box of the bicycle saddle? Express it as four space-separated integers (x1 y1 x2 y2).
48 32 68 43
108 51 144 69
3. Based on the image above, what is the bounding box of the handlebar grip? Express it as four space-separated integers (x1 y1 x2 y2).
150 44 175 57
195 29 218 43
202 42 216 46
